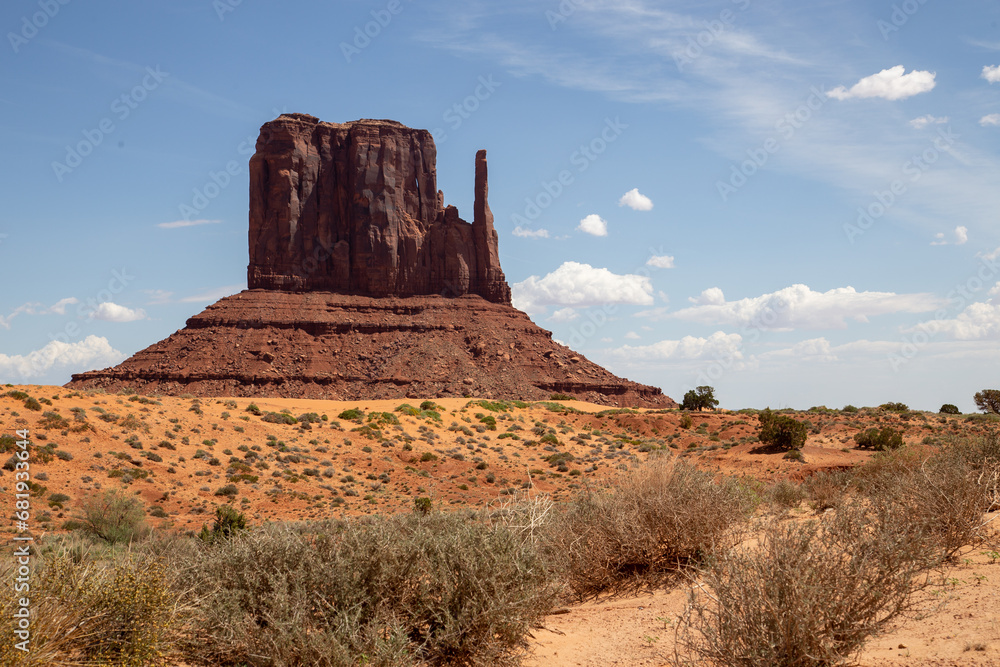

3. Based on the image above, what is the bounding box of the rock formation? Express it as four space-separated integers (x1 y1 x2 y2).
247 114 510 303
68 114 673 408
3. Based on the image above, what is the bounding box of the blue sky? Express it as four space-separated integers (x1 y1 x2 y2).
2 0 1000 411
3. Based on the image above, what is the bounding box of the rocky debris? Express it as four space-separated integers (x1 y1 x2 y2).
68 291 675 407
247 114 511 303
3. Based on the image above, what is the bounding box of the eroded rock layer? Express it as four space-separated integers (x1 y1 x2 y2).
247 114 511 303
68 291 674 407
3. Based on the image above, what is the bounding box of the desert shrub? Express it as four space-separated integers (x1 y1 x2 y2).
24 397 42 411
414 497 432 515
38 410 70 430
879 401 910 413
214 484 238 499
183 513 557 666
939 403 961 415
296 412 323 424
0 552 178 666
679 414 693 429
547 457 753 599
804 469 851 512
767 479 805 510
853 441 999 558
262 412 298 425
676 502 938 666
199 505 248 543
756 408 807 451
79 488 148 544
853 426 904 451
841 404 858 413
245 403 262 416
119 413 144 430
367 411 399 427
337 408 364 421
549 393 574 401
395 403 420 417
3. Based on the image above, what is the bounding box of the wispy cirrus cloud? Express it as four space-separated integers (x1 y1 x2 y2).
414 0 1000 236
157 219 221 229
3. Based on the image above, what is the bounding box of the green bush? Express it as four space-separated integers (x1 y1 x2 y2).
756 408 807 451
854 426 904 451
337 408 364 421
414 497 432 515
199 505 248 543
38 410 70 429
262 411 298 425
79 489 148 544
214 484 238 499
245 403 262 416
939 403 961 415
681 386 719 411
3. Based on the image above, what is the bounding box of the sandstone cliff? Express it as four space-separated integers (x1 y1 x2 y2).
247 114 511 303
68 114 672 407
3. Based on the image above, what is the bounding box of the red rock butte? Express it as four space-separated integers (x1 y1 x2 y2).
69 114 674 407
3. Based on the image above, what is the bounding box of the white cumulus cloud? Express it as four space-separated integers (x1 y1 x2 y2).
689 287 727 306
827 66 936 101
909 114 948 129
646 255 675 269
906 302 1000 340
513 226 550 239
618 188 653 211
671 284 942 330
980 114 1000 127
548 307 579 323
91 302 147 322
512 261 654 315
577 214 608 237
611 331 744 363
0 336 124 382
931 225 968 245
983 65 1000 83
759 337 838 363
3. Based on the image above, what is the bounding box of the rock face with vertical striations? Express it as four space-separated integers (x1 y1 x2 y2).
246 114 511 303
68 114 673 407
